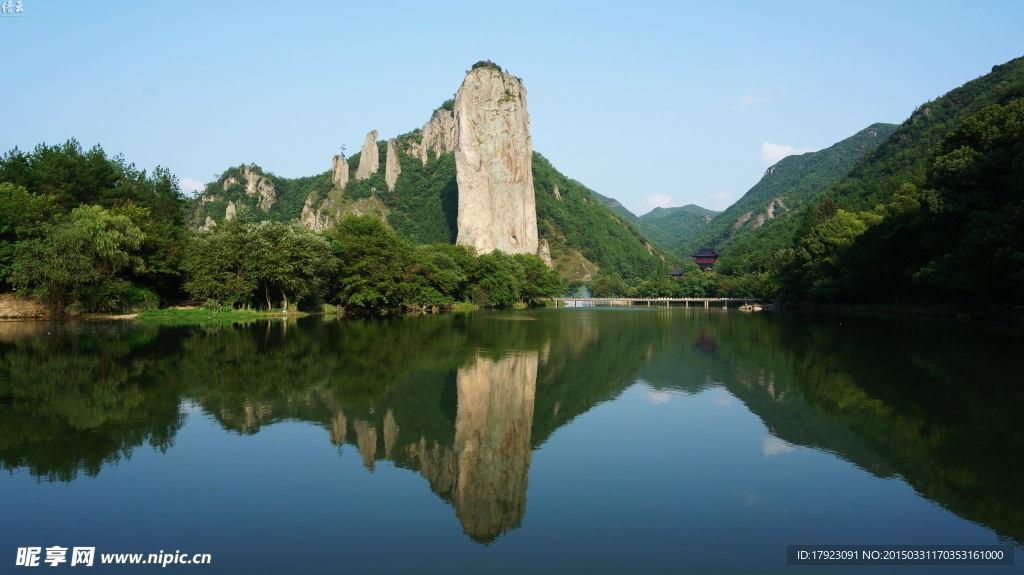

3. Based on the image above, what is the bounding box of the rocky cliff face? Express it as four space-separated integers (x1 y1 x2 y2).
385 139 401 191
332 155 349 190
354 130 379 180
242 165 276 212
454 68 538 255
537 239 551 266
420 109 457 164
225 201 237 221
300 191 390 232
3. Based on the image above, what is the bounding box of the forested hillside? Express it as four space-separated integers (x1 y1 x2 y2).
681 123 897 274
192 141 672 284
636 205 719 253
778 56 1024 303
590 191 718 254
532 153 675 281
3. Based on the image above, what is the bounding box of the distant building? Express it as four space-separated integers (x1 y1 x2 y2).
690 247 719 271
667 268 685 277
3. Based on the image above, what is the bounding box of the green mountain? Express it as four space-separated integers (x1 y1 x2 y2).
589 190 637 220
189 147 674 284
779 55 1024 302
830 58 1024 213
636 205 720 253
589 192 719 254
680 122 898 274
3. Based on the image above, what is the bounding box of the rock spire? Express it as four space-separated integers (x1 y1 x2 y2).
332 155 349 190
454 67 538 255
385 138 401 191
354 130 379 180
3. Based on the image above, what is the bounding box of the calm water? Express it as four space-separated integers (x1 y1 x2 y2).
1 309 1022 574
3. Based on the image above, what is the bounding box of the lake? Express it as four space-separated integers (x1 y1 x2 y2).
1 308 1022 573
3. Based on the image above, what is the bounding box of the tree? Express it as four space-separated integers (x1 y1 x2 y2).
514 253 563 302
12 205 148 312
182 219 334 310
0 183 59 289
330 215 414 309
249 221 335 310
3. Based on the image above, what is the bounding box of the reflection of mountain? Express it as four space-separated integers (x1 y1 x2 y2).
639 315 1024 546
3 311 1021 546
0 312 665 543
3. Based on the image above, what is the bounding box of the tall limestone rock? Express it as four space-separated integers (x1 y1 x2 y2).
385 138 401 191
332 155 349 190
354 130 379 180
454 68 538 255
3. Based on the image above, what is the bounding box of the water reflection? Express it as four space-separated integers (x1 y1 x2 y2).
0 311 1022 548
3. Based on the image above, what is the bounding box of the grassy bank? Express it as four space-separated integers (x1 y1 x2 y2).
136 308 307 321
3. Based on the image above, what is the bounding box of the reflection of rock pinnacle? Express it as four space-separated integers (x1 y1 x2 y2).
452 351 538 543
353 419 377 472
329 410 347 445
384 409 400 461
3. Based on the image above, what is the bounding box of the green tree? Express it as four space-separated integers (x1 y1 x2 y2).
0 183 59 288
514 253 563 302
330 215 415 309
248 221 336 310
12 205 148 312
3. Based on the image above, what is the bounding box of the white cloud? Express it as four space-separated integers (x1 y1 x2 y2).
644 193 672 209
738 94 765 108
179 177 206 196
644 389 672 405
762 435 797 458
760 142 816 164
711 191 732 200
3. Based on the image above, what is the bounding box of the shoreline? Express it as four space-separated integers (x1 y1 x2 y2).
771 302 1024 323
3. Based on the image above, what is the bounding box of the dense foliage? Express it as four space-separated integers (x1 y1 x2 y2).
0 140 187 309
182 213 560 311
778 92 1024 303
470 60 503 72
0 141 560 314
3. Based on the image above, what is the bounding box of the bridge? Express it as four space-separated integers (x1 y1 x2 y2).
551 297 762 309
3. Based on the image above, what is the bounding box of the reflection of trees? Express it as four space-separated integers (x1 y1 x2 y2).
640 315 1024 546
17 310 1023 548
0 322 184 481
0 311 669 543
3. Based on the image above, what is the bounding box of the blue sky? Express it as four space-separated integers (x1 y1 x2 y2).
2 1 1022 216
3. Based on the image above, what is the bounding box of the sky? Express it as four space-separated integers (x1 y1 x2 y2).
2 1 1022 216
